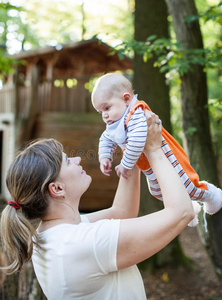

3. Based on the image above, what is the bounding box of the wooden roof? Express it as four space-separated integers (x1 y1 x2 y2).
11 39 132 78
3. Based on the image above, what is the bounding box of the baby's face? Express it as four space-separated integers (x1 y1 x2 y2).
93 96 128 125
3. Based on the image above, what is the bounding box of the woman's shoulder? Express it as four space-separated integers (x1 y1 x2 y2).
36 218 120 252
38 218 120 238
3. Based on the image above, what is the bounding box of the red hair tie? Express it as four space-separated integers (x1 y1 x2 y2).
8 200 21 210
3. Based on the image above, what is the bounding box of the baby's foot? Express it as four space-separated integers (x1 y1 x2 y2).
188 201 201 227
203 182 222 215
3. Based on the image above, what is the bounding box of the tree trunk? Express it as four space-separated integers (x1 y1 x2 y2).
165 0 222 280
0 263 46 300
134 0 171 131
134 0 188 270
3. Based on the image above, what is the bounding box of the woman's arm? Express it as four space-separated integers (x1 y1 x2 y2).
86 165 141 222
116 112 195 269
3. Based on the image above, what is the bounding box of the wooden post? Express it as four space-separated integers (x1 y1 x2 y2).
17 65 39 147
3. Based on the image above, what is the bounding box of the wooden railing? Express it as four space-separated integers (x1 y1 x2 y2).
0 79 94 117
0 86 15 114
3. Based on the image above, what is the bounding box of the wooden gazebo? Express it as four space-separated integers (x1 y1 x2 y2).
0 38 132 211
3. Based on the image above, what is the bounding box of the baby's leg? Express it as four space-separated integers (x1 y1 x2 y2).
200 181 222 215
143 163 207 202
161 138 222 215
142 169 201 226
143 168 163 200
143 167 202 227
143 169 201 226
161 139 209 201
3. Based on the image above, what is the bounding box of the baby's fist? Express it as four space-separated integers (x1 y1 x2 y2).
115 164 130 179
100 158 112 176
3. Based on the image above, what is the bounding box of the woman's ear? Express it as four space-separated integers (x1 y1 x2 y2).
48 182 65 198
123 93 131 105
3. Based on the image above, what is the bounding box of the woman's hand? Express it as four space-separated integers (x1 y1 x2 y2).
144 110 162 157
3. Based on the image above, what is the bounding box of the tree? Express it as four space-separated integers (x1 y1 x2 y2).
133 0 188 270
6 0 133 52
0 1 39 54
165 0 222 280
0 1 38 81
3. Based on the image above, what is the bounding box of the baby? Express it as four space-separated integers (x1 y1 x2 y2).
91 72 222 224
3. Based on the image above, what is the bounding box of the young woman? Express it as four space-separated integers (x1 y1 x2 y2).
0 111 194 299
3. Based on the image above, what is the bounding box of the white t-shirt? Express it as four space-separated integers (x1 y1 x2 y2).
32 215 147 300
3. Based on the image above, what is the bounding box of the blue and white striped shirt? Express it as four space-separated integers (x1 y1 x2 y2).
98 105 147 170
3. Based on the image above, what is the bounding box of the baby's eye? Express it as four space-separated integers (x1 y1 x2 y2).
105 106 110 111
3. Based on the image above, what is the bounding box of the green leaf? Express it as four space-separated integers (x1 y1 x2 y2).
146 35 157 41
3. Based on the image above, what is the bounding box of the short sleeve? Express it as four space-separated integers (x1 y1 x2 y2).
80 214 90 223
92 219 120 274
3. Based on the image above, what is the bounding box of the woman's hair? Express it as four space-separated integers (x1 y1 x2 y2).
0 138 63 274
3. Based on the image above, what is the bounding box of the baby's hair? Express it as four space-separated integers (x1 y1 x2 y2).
0 138 63 274
92 73 134 104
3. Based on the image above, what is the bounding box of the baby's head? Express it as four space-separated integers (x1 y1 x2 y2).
92 73 134 125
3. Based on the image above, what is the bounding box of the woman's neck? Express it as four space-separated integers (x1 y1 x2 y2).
39 201 81 232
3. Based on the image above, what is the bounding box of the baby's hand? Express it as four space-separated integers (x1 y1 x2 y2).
100 158 112 176
115 164 130 179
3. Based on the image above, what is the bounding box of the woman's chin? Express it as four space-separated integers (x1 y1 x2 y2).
86 174 92 186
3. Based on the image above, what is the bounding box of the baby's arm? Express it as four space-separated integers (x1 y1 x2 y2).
98 130 117 176
121 108 148 169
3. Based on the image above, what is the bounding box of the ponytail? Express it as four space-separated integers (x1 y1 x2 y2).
0 205 38 274
0 138 63 274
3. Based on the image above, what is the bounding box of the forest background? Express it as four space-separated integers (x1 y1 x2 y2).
0 0 222 299
0 0 221 152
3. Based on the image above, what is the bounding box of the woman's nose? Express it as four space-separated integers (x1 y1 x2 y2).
73 156 81 165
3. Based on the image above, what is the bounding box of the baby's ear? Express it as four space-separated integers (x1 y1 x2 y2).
123 93 131 105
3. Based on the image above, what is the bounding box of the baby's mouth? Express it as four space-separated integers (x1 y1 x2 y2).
107 120 113 125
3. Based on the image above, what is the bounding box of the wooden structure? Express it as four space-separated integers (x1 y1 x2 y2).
0 39 132 211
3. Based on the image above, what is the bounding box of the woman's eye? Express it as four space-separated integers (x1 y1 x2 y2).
68 159 71 165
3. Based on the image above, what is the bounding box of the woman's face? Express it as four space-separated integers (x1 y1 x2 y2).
58 153 92 199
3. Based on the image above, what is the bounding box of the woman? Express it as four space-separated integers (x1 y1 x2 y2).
0 111 194 299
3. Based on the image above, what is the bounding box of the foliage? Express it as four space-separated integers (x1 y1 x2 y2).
0 1 39 53
110 2 222 78
112 34 222 79
111 0 222 156
185 1 222 23
0 0 221 153
0 50 19 76
0 1 36 79
6 0 133 51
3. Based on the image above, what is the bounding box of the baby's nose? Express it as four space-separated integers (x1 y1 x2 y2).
102 111 108 118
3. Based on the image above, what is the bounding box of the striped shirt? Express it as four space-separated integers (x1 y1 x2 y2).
98 106 147 170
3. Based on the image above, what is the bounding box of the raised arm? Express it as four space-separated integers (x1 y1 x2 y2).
86 164 141 222
116 111 195 269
